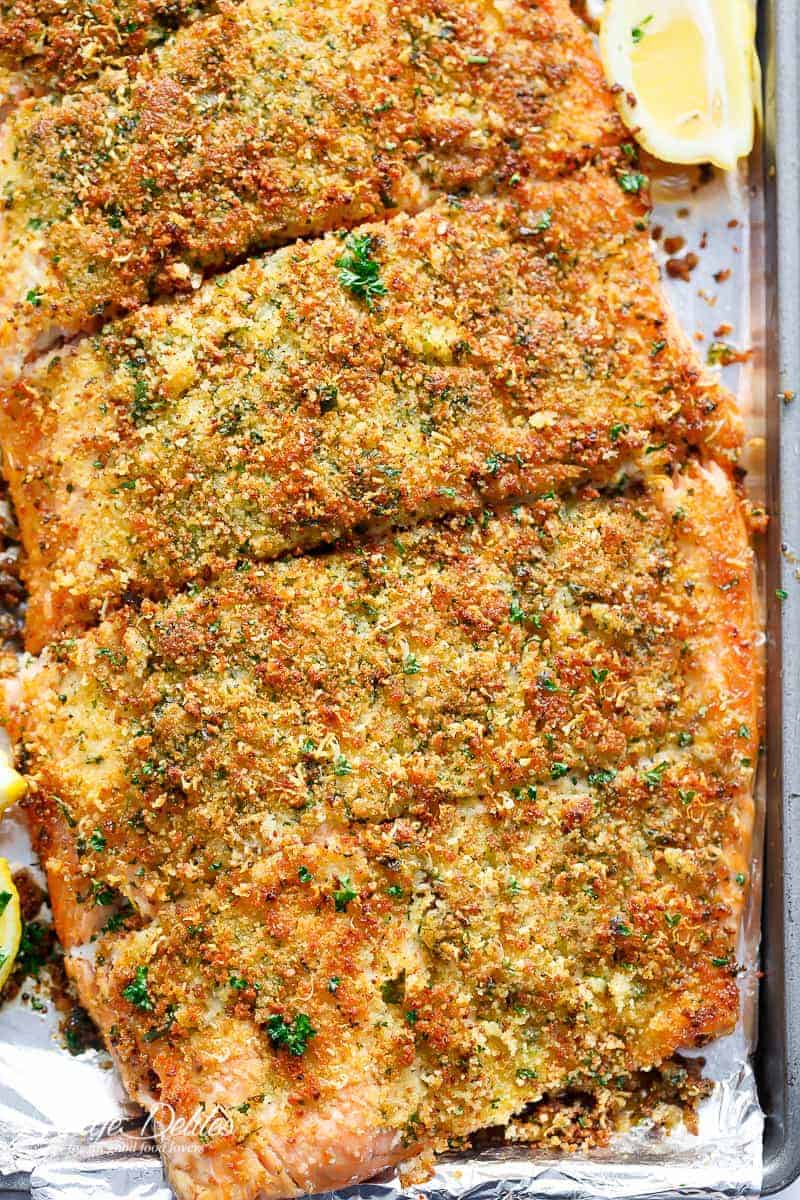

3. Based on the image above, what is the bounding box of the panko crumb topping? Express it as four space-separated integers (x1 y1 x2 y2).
16 463 758 1166
0 0 759 1191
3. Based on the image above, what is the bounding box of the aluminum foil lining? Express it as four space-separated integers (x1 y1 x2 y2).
0 152 767 1200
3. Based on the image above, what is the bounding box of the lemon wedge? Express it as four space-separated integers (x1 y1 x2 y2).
0 858 21 989
0 761 26 816
600 0 758 170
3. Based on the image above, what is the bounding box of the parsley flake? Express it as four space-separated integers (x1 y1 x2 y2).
122 965 154 1012
337 233 387 309
333 876 358 912
266 1012 316 1056
509 596 526 624
618 171 648 195
631 15 654 43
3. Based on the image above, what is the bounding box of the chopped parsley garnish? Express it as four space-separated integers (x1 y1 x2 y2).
229 973 249 990
387 884 404 899
131 377 152 425
327 975 341 993
17 921 50 979
664 913 681 928
101 911 127 934
336 233 387 309
333 876 358 912
91 880 115 907
550 762 569 780
486 451 510 476
776 588 788 601
711 955 730 968
333 754 352 777
643 761 668 788
89 829 107 852
509 596 526 624
0 891 11 916
591 667 608 684
707 341 737 367
651 339 667 357
298 865 313 883
266 1012 316 1056
122 965 154 1012
26 288 42 307
588 768 616 788
516 1067 538 1081
402 653 422 675
677 731 694 747
618 171 648 195
631 15 654 43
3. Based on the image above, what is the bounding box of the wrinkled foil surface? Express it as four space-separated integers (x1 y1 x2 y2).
0 151 767 1200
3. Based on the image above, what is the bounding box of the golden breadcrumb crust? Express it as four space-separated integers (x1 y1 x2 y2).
0 0 621 373
15 461 758 1195
0 4 759 1195
0 0 216 96
0 168 741 648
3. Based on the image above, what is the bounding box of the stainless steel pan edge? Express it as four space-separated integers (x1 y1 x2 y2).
759 0 800 1192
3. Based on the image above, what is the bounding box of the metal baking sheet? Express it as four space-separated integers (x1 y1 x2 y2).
758 0 800 1191
0 1 792 1195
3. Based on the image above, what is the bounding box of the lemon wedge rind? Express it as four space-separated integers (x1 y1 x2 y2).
0 858 21 990
600 0 757 172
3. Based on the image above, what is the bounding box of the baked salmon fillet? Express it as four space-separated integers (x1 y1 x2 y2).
0 168 742 649
0 0 621 374
9 460 758 1198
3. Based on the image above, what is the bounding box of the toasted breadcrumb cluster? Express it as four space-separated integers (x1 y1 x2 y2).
0 0 758 1196
0 0 217 95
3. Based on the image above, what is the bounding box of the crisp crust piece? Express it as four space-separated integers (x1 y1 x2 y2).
0 169 742 648
0 0 217 99
12 462 758 1195
0 0 621 374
